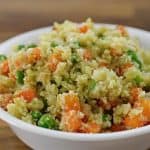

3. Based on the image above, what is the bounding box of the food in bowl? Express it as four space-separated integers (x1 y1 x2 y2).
0 19 149 133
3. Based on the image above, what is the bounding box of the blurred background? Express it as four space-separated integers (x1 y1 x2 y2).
0 0 150 149
0 0 150 43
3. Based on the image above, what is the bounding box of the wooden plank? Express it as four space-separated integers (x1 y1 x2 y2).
0 120 30 149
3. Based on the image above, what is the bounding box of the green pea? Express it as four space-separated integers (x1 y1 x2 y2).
17 45 25 51
31 111 42 121
51 41 58 47
72 41 80 49
102 114 109 122
88 79 96 91
38 114 59 129
133 75 143 85
16 70 24 84
71 54 79 64
0 54 7 62
27 44 37 49
127 50 142 70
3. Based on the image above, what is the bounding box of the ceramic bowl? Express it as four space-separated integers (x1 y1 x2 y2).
0 24 150 150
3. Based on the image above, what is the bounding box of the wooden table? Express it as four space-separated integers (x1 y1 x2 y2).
0 0 150 149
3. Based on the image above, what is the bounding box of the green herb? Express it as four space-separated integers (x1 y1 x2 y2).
127 50 142 69
88 79 96 91
133 75 143 85
102 114 109 122
0 54 7 62
71 54 80 64
51 41 58 47
38 114 59 129
31 111 42 121
27 44 37 49
92 42 96 46
17 45 25 51
16 70 24 84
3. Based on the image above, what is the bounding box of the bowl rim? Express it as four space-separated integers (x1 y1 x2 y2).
0 107 150 141
0 23 150 142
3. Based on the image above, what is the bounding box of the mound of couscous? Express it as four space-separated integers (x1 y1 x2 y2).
0 19 150 133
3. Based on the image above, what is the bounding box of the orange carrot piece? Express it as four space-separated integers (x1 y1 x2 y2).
79 25 89 33
0 94 13 110
117 25 128 36
124 115 144 129
18 89 36 102
48 53 62 72
27 48 41 63
64 93 81 112
116 62 133 76
122 62 133 70
81 122 101 133
0 60 9 76
83 49 92 60
136 99 150 121
63 110 82 132
110 48 123 57
115 67 123 76
99 61 109 67
15 59 22 68
130 87 140 102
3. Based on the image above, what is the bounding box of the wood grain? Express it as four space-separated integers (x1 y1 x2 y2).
0 0 149 149
0 120 30 149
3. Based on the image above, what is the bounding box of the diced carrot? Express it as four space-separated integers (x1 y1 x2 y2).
81 122 101 133
110 48 123 57
48 53 62 72
99 61 109 67
64 93 81 112
14 53 27 69
83 49 92 60
0 94 13 110
117 25 128 36
122 62 133 71
130 87 140 102
15 58 25 69
135 99 150 121
111 124 125 132
124 114 144 129
79 25 89 33
0 60 9 76
115 67 123 76
15 59 22 68
27 48 41 63
63 110 82 132
116 62 133 76
18 89 36 102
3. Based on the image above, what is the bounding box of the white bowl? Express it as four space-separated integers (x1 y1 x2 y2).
0 24 150 150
